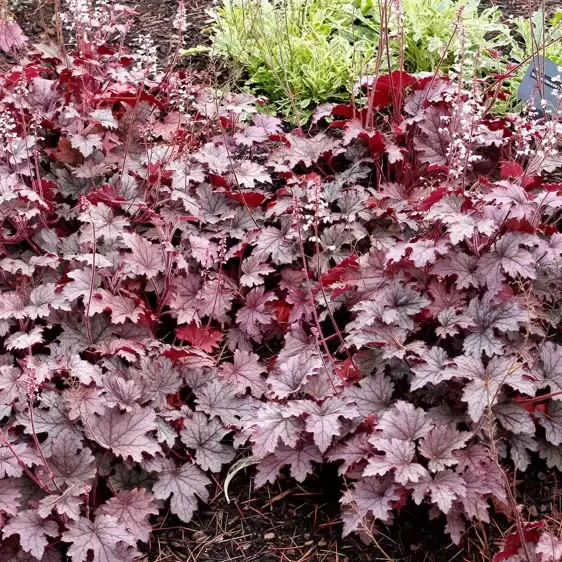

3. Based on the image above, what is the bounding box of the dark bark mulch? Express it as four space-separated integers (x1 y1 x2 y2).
146 465 462 562
146 460 562 562
11 0 215 57
483 0 561 17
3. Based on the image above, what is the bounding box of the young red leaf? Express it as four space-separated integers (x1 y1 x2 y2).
500 161 525 179
176 323 224 353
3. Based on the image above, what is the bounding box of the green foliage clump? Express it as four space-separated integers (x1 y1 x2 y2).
209 0 375 120
208 0 562 119
355 0 512 75
511 11 562 67
494 10 562 113
208 0 514 119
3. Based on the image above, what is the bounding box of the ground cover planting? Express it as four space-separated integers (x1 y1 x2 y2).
0 0 562 560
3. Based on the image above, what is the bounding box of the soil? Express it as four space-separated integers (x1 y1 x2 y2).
146 465 461 562
11 0 215 56
483 0 561 17
144 458 562 562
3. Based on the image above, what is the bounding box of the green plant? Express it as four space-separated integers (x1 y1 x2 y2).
208 0 514 121
494 10 562 113
209 0 376 122
355 0 512 76
512 11 562 67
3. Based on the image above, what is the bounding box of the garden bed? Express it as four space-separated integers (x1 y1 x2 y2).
1 2 562 562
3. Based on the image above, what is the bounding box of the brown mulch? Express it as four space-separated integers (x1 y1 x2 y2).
122 0 215 55
12 0 215 56
146 466 464 562
483 0 561 16
145 461 562 562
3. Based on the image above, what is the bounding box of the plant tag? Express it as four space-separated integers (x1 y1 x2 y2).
518 56 562 116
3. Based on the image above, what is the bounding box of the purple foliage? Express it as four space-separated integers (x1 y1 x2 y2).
0 16 562 562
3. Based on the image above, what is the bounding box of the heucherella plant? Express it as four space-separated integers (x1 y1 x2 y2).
2 6 562 562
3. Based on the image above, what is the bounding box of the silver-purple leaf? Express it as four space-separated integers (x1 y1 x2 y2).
476 232 537 288
493 402 535 435
536 400 562 446
0 443 40 478
374 400 434 442
84 404 160 462
341 474 400 522
98 488 158 543
462 297 528 357
248 403 304 459
180 412 235 472
289 397 359 453
327 433 375 475
410 347 455 390
62 514 138 562
267 354 320 399
343 373 394 418
122 233 165 279
0 477 22 516
218 350 267 398
410 470 466 514
49 429 96 488
364 438 428 484
153 462 210 523
419 426 471 472
195 380 258 427
453 355 534 422
3 510 59 559
254 443 322 488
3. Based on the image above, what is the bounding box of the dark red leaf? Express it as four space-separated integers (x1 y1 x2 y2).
361 130 386 154
85 184 126 207
504 218 535 234
320 255 359 287
500 161 525 179
327 120 349 130
209 174 229 188
272 302 291 326
417 187 448 211
176 323 224 353
426 165 450 174
227 192 266 208
543 183 562 192
522 175 542 189
331 104 356 118
493 522 545 562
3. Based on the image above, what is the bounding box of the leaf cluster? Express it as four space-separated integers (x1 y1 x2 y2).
1 17 562 562
209 0 513 118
